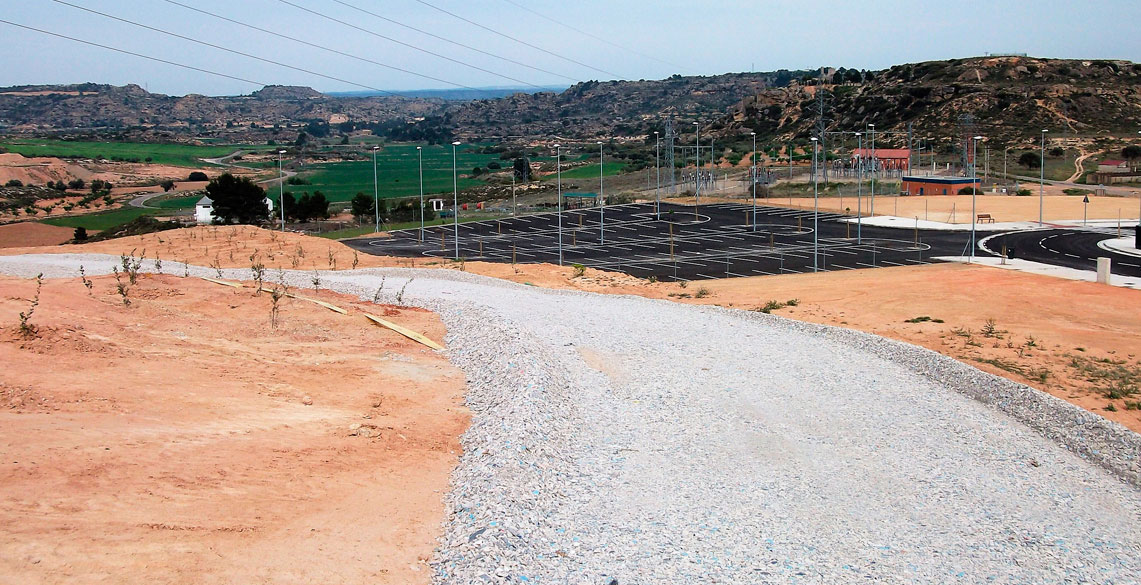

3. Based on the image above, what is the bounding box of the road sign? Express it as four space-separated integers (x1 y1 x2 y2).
1083 195 1090 203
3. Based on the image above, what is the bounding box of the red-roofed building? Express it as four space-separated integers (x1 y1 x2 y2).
851 148 911 171
1098 159 1130 173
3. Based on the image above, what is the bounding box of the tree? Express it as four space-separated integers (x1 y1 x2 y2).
1123 145 1141 165
472 166 484 176
350 192 375 224
160 179 175 192
73 226 88 242
67 178 85 190
188 171 208 181
90 179 112 193
1048 147 1064 157
205 173 269 225
4 179 22 187
1017 152 1041 170
286 191 330 223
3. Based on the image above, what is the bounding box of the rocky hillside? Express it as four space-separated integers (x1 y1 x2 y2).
3 58 1139 149
0 83 446 142
437 71 817 139
722 56 1141 145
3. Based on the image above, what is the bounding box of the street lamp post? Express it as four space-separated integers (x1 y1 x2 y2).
856 132 863 244
372 146 380 233
869 124 876 216
417 146 424 242
511 161 517 217
1040 129 1048 224
277 149 286 231
811 136 820 272
971 136 984 263
598 141 605 244
693 121 700 220
1003 146 1009 183
451 141 461 259
751 131 757 232
654 131 660 220
555 144 563 266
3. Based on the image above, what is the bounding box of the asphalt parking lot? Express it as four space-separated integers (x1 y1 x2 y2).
345 201 978 281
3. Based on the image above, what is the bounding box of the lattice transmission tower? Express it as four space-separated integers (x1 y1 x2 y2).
664 115 676 193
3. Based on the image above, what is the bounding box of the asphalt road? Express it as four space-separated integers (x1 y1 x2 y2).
345 201 980 281
986 228 1141 278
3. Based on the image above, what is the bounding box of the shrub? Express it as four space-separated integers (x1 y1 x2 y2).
188 171 209 181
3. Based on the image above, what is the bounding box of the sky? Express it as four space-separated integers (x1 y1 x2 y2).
2 0 1140 96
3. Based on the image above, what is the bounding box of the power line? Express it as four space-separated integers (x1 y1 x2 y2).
329 0 579 84
276 0 544 89
411 0 622 80
49 0 470 93
162 0 475 94
0 19 265 88
500 0 693 75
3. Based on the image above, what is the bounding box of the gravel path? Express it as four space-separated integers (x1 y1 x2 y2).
2 254 1139 584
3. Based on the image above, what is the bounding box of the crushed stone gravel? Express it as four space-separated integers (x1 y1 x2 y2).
1 253 1138 584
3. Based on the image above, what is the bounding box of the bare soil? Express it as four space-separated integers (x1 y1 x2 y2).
778 193 1140 223
0 222 76 248
4 224 1139 433
0 272 467 584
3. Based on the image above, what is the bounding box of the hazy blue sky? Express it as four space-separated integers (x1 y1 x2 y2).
2 0 1140 96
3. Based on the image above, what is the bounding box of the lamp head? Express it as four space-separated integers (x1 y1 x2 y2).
451 141 461 146
278 150 286 154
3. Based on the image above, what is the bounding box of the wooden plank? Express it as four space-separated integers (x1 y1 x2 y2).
201 277 244 288
257 288 348 315
363 313 445 350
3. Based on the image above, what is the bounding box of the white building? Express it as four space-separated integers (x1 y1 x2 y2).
195 195 274 225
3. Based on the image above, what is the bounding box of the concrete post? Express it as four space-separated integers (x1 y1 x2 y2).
1097 257 1111 285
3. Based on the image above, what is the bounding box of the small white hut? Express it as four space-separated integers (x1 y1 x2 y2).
195 195 274 225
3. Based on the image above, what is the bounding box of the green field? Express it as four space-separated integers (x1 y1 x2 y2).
150 194 202 210
1006 149 1081 182
547 161 627 180
0 139 258 168
317 215 502 240
40 207 158 231
295 144 502 203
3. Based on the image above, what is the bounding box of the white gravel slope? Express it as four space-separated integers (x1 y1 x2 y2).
2 254 1139 584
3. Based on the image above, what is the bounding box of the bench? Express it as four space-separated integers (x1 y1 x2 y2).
976 214 995 223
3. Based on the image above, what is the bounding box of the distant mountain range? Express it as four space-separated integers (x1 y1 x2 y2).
1 57 1138 147
326 86 568 101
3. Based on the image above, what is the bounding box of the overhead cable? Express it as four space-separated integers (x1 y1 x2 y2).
501 0 694 75
411 0 622 80
330 0 579 84
0 19 266 87
276 0 544 89
50 0 472 93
